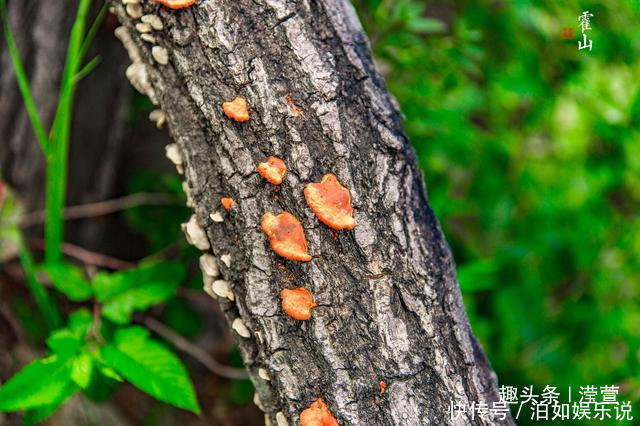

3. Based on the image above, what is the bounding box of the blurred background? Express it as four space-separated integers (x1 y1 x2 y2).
0 0 638 425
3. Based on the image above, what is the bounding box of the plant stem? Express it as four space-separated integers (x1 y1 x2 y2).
15 231 62 330
45 0 92 264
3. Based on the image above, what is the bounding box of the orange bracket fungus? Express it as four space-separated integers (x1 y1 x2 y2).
261 212 311 262
281 288 317 320
221 197 234 210
300 399 339 426
222 96 250 122
152 0 197 9
257 156 287 185
304 174 355 230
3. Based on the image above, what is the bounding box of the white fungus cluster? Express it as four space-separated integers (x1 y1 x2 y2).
114 3 270 415
165 143 184 174
181 214 210 250
232 318 251 338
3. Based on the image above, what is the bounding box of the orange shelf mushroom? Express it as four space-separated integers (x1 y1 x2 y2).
152 0 197 9
261 212 311 262
281 288 317 320
222 97 250 122
304 174 355 230
221 197 234 210
257 156 287 185
300 399 339 426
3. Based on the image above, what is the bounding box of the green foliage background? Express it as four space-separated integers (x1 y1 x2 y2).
354 0 640 423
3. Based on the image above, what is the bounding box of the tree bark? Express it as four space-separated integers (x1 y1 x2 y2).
110 1 513 425
0 0 130 250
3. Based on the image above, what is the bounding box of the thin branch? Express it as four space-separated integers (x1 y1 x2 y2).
28 238 134 270
19 192 182 226
141 316 249 380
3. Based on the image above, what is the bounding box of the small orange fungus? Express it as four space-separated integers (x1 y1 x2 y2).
379 381 386 394
152 0 197 9
257 156 287 185
261 212 311 262
281 288 317 320
221 197 234 210
285 94 303 116
300 399 339 426
223 97 250 122
304 174 355 230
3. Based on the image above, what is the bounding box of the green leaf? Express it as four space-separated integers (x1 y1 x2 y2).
68 308 93 338
0 356 74 411
44 262 93 301
46 309 94 358
407 17 446 34
46 329 83 359
82 364 121 403
22 380 78 426
457 258 499 292
101 326 200 414
71 352 93 389
94 262 185 324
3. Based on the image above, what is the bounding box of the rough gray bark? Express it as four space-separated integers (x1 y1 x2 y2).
0 0 130 249
111 1 513 425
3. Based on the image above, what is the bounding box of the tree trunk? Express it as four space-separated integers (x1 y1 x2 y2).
0 0 130 250
110 1 512 424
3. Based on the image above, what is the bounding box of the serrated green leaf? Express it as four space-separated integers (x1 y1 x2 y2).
101 326 200 414
94 262 185 324
44 262 93 301
0 356 74 411
22 380 78 426
71 352 93 389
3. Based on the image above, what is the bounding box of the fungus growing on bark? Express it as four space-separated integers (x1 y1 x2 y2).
223 97 250 122
211 279 234 300
261 212 311 262
210 211 224 222
165 143 183 174
300 399 339 426
258 368 270 381
285 94 303 116
276 412 289 426
281 288 317 320
135 22 152 33
151 45 169 65
304 174 355 230
149 109 165 128
151 0 197 9
199 254 219 278
141 33 157 44
232 318 251 338
257 156 287 185
181 215 210 250
126 3 143 19
221 197 234 210
141 14 163 30
379 381 386 394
